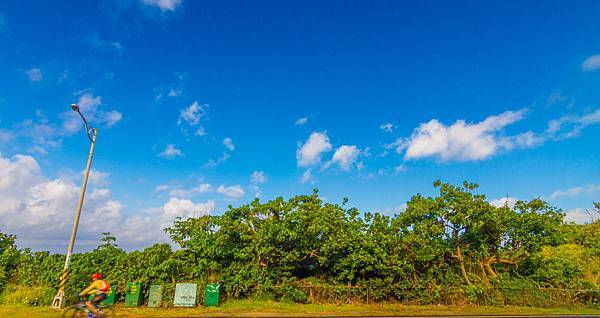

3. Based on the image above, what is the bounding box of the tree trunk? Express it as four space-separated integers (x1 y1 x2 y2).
453 229 472 286
484 257 498 278
479 261 489 285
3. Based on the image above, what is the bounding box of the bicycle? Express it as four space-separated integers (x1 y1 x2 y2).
62 296 115 318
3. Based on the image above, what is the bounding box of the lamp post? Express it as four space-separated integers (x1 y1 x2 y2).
51 104 98 309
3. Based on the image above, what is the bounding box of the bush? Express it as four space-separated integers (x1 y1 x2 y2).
0 285 55 306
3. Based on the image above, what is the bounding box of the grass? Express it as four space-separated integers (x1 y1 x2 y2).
1 300 600 318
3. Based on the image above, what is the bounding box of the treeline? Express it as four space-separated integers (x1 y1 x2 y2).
1 181 599 307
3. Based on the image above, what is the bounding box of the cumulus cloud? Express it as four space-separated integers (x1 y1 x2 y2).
0 153 214 251
582 55 600 72
295 117 308 125
223 137 235 151
217 184 245 200
549 184 600 200
26 68 42 82
391 109 531 162
117 198 214 248
142 0 182 11
297 131 332 167
158 144 183 158
178 101 205 126
326 145 361 171
380 123 394 133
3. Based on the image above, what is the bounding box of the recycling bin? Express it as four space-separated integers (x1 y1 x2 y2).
100 284 115 306
124 282 143 307
204 283 221 307
148 284 163 308
174 283 197 307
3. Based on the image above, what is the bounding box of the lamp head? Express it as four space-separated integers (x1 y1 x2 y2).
70 104 80 112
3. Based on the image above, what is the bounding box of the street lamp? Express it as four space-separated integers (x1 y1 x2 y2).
51 104 98 309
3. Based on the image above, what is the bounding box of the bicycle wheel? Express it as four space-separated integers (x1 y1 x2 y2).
62 306 87 318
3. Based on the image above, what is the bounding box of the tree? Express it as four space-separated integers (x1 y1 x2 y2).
0 231 21 292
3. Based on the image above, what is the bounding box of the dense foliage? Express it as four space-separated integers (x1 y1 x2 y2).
1 181 599 307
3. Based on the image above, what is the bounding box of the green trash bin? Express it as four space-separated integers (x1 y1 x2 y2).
124 282 143 307
204 283 221 307
100 284 116 306
148 284 163 308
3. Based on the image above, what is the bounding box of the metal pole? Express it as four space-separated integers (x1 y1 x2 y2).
51 129 97 309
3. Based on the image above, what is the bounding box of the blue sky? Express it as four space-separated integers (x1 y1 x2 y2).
1 0 599 251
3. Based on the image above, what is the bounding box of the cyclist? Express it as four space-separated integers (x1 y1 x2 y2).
79 273 110 317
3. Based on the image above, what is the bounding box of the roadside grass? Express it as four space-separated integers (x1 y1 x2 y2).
2 300 600 318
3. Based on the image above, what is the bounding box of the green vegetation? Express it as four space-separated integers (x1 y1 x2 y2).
2 301 600 318
1 181 599 309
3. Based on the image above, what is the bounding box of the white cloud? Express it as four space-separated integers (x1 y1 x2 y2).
393 165 407 175
300 169 314 184
90 35 124 54
195 127 206 136
396 109 529 162
103 110 123 127
87 169 111 187
0 96 122 155
249 171 266 198
203 152 230 168
564 208 594 224
295 117 308 125
159 144 183 158
0 153 122 250
549 184 600 200
62 92 122 134
168 89 181 97
250 171 267 184
327 145 361 171
490 197 518 209
217 184 245 200
582 55 600 72
118 198 214 248
154 184 171 193
546 109 600 140
0 153 215 251
223 137 235 151
160 197 212 219
297 131 332 167
178 101 205 126
142 0 182 11
380 123 394 133
26 68 42 82
155 182 211 198
0 129 14 143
